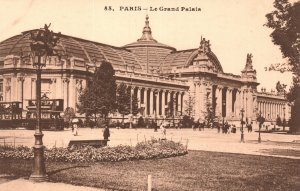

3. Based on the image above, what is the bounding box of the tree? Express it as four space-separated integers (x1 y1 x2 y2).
77 61 117 122
184 94 195 116
166 97 177 127
265 0 300 133
63 107 75 127
132 93 139 116
116 83 131 124
202 101 218 128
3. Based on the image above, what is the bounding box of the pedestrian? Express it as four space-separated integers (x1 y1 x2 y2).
276 115 282 128
224 121 229 134
103 125 110 140
216 122 221 133
228 124 232 134
247 122 253 133
282 118 286 131
116 120 120 129
160 123 166 140
194 119 199 131
72 117 79 136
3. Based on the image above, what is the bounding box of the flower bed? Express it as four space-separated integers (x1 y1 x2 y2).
0 139 188 162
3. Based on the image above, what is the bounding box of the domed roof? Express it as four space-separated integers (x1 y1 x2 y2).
0 29 143 71
123 15 175 50
123 15 175 72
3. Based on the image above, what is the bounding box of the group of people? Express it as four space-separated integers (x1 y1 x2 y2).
192 120 206 131
218 121 235 134
71 117 110 140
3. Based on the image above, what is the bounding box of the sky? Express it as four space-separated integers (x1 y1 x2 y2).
0 0 294 91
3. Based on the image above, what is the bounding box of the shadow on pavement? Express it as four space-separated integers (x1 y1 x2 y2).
48 165 90 176
0 175 18 184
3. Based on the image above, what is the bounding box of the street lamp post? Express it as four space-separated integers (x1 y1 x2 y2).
240 108 245 143
129 66 135 129
283 106 286 131
258 112 262 143
29 24 60 182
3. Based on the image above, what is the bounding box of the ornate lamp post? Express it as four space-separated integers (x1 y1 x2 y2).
29 24 60 182
240 108 245 143
129 66 135 129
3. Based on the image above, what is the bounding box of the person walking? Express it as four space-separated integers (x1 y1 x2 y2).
103 126 110 140
160 123 166 140
247 122 253 133
72 117 79 136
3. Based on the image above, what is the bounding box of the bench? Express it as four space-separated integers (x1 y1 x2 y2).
68 139 109 148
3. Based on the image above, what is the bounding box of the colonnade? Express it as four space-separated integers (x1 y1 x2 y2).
193 82 255 121
257 100 287 120
124 84 184 118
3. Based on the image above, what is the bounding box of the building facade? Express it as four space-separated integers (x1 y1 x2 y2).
0 16 290 123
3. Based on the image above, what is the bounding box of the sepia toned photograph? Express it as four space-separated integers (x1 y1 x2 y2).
0 0 299 190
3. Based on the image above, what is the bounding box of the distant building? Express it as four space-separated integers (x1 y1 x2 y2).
0 16 290 123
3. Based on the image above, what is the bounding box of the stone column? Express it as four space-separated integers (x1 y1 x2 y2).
11 76 17 101
274 103 276 118
245 90 250 120
271 103 273 120
236 90 241 118
277 103 279 119
176 92 180 116
51 78 56 99
22 78 31 107
75 79 83 112
180 92 184 115
167 90 171 106
178 92 183 116
161 90 165 117
268 102 270 119
193 82 202 119
275 103 278 119
150 89 154 116
199 82 207 120
244 90 249 119
143 88 148 116
263 102 265 117
137 87 141 108
264 102 267 118
17 76 25 102
31 78 36 100
155 90 159 117
270 103 272 119
63 78 70 109
248 91 254 120
279 103 281 118
266 102 268 119
69 76 76 110
226 88 233 119
215 86 222 117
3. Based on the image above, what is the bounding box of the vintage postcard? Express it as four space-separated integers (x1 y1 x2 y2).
0 0 299 191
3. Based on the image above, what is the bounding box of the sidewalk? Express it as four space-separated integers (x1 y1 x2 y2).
0 177 104 191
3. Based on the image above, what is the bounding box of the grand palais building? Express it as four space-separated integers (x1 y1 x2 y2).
0 16 291 124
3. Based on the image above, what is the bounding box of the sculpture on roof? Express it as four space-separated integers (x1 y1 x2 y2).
199 36 211 55
245 53 253 70
241 53 256 79
276 81 287 95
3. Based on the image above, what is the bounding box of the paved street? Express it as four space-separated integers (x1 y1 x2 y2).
0 124 299 159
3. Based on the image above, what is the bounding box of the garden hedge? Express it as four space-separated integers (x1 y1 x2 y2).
0 139 188 162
